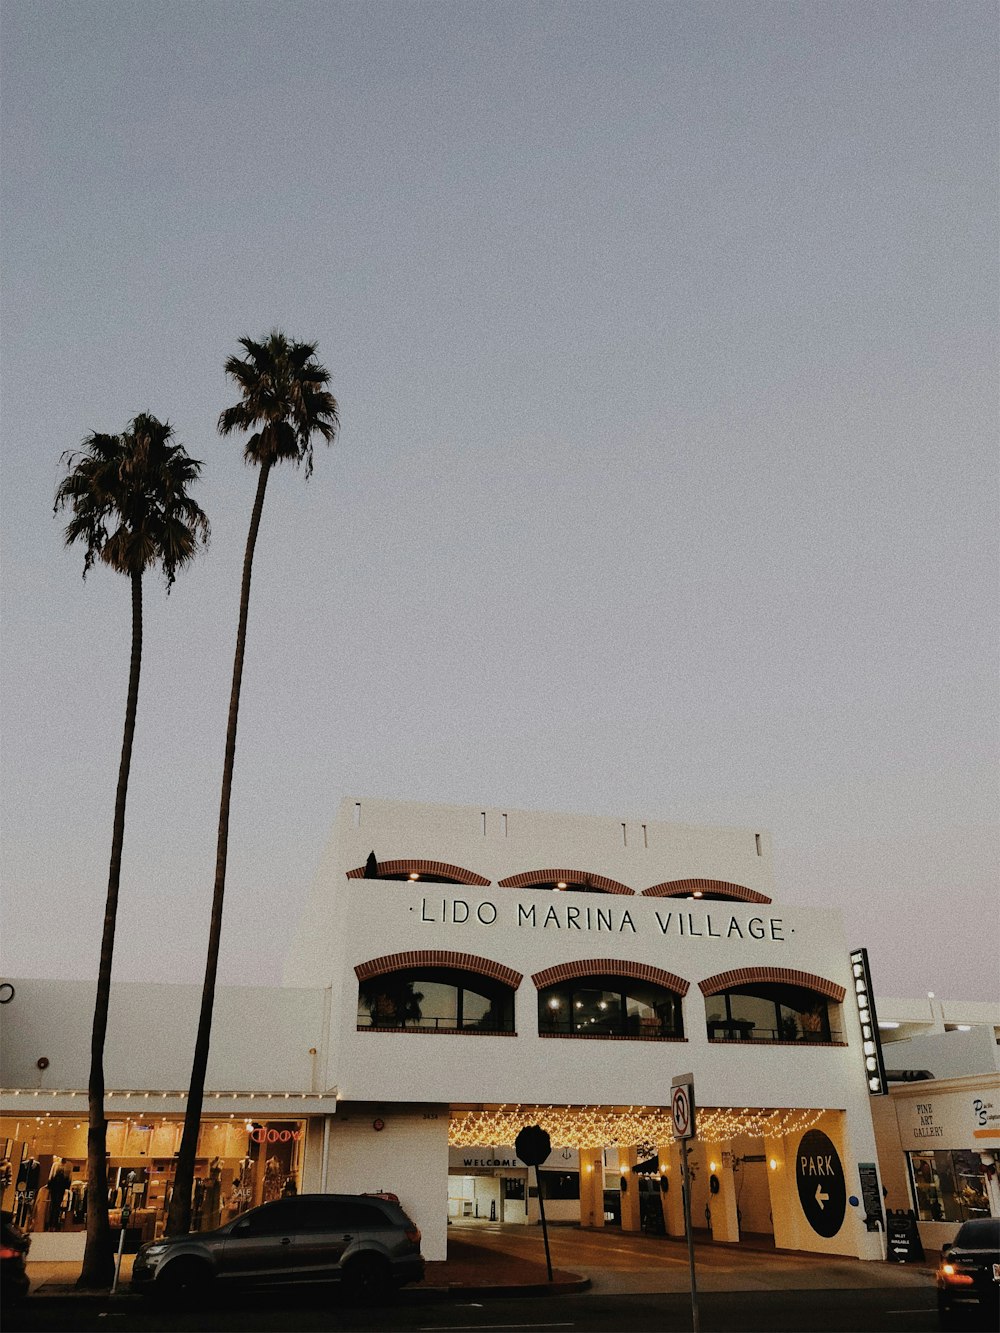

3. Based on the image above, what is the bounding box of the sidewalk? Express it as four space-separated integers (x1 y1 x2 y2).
24 1238 590 1300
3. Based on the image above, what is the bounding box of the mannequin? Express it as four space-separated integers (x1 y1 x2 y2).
45 1160 71 1231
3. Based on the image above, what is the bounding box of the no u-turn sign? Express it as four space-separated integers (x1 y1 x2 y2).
671 1073 696 1140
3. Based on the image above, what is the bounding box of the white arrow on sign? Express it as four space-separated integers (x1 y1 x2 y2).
815 1185 830 1209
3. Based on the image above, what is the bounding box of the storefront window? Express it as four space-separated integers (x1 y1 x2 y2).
543 1172 580 1199
908 1150 993 1223
538 977 683 1038
0 1114 305 1239
705 985 836 1042
357 967 515 1032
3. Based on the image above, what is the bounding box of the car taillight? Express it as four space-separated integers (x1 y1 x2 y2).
940 1264 974 1285
0 1246 21 1261
405 1226 421 1245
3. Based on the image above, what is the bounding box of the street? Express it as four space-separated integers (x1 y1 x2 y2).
8 1222 954 1333
3 1284 943 1333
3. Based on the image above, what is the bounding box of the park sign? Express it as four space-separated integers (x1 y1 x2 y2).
795 1129 846 1238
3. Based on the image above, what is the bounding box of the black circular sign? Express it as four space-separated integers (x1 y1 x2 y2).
514 1125 552 1167
795 1129 846 1238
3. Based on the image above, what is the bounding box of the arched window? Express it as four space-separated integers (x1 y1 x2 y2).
357 966 515 1034
704 983 837 1043
537 972 685 1039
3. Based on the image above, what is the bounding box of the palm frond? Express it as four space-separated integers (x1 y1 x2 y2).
55 416 210 587
218 330 339 475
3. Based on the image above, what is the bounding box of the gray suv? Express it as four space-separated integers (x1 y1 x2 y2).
132 1193 424 1303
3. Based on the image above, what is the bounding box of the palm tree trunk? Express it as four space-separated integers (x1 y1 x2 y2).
168 463 271 1236
78 570 143 1287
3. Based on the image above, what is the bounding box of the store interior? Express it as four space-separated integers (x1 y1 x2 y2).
0 1113 304 1244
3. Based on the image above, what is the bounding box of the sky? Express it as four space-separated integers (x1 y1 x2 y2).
1 1 996 1005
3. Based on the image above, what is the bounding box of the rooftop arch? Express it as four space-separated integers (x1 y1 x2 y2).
346 859 491 886
642 878 771 904
698 966 845 1003
532 959 690 996
498 869 633 895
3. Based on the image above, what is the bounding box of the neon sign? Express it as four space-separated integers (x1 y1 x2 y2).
249 1127 302 1144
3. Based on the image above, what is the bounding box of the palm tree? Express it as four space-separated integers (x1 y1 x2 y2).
167 332 338 1236
54 416 209 1287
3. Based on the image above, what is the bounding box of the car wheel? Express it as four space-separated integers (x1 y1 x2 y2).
342 1254 392 1305
156 1258 212 1304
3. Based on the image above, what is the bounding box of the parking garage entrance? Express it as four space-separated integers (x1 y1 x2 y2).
448 1104 851 1252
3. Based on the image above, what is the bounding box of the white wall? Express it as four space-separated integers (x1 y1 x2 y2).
325 1102 450 1260
0 979 328 1093
322 877 860 1110
882 1028 1000 1079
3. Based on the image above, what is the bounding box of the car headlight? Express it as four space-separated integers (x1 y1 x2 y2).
140 1243 168 1260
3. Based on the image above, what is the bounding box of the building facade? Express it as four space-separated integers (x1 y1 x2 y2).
2 797 996 1263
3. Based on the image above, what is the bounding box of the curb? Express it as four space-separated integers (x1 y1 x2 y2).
420 1276 591 1299
26 1275 592 1302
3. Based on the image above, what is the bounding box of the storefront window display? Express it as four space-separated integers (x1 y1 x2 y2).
0 1114 304 1239
908 1149 993 1224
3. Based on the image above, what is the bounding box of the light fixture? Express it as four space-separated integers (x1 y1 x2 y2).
956 1025 971 1032
769 1158 778 1171
556 882 567 890
409 873 419 881
709 1160 718 1172
693 891 703 898
448 1105 826 1149
878 1021 900 1030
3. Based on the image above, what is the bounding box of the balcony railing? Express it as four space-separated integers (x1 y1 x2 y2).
357 1015 514 1033
706 1021 843 1043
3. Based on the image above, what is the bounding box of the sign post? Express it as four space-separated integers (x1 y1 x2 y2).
515 1125 553 1282
671 1073 700 1333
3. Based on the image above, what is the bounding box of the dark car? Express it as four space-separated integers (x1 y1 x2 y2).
1 1216 31 1310
936 1216 1000 1329
132 1193 424 1304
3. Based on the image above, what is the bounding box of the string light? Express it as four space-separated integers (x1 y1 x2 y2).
448 1104 827 1148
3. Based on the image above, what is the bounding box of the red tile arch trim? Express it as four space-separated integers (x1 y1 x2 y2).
641 878 772 904
354 951 522 990
698 967 846 1003
346 859 491 886
497 869 633 895
530 959 690 997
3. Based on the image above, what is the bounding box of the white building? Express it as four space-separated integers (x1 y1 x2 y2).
2 798 997 1263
